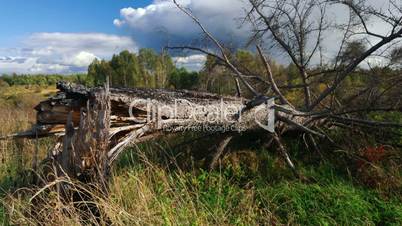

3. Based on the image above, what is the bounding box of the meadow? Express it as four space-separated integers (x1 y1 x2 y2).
0 84 401 225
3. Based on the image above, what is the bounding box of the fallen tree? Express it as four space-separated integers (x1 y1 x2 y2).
11 81 316 181
2 0 401 200
9 77 399 184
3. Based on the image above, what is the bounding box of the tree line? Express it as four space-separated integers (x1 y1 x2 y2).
1 44 400 102
0 48 202 90
87 48 200 89
0 73 85 86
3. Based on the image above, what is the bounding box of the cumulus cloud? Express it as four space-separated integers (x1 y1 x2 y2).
113 19 125 27
69 51 98 67
113 0 252 71
114 0 250 48
0 33 137 74
114 0 400 68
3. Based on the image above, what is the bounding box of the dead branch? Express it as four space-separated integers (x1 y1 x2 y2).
208 135 233 170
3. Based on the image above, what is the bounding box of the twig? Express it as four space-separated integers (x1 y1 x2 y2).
272 132 299 177
209 135 233 170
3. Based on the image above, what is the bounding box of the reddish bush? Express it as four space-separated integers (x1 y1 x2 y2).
354 145 402 192
356 145 385 169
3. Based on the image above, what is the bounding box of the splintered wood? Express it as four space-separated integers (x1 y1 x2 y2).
30 82 275 167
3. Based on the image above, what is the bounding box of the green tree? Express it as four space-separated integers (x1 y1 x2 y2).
138 48 175 88
87 49 176 88
110 50 140 87
88 59 114 86
168 68 199 90
339 40 367 65
198 50 286 96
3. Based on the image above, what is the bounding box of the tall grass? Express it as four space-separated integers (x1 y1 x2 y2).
3 147 402 225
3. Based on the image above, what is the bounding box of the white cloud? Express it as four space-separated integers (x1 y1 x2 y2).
173 54 206 71
114 0 400 68
113 19 125 27
2 0 397 74
0 57 37 74
29 63 70 74
113 0 250 71
0 33 137 74
69 51 98 67
114 0 250 47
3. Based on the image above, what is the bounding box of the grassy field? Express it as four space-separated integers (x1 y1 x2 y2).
0 85 401 225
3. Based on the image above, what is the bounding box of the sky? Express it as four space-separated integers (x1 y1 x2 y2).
0 0 230 74
0 0 149 74
0 0 150 45
0 0 399 74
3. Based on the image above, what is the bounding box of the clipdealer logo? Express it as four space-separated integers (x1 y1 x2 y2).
128 98 275 133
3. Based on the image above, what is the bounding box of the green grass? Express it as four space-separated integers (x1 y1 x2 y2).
256 181 402 225
1 131 401 225
0 210 7 226
102 147 402 226
2 143 402 225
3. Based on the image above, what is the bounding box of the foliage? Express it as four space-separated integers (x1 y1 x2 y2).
4 141 402 225
168 67 200 90
199 50 287 97
339 40 367 65
0 73 89 86
390 46 402 67
369 111 402 146
0 49 182 89
88 49 176 88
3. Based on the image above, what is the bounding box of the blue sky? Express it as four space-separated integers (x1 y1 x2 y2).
0 0 151 46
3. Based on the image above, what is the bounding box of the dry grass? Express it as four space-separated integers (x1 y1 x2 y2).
0 85 54 168
3 154 274 225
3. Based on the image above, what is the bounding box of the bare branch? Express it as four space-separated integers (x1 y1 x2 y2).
329 115 402 128
336 0 386 39
172 0 259 96
309 28 402 110
256 45 295 107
